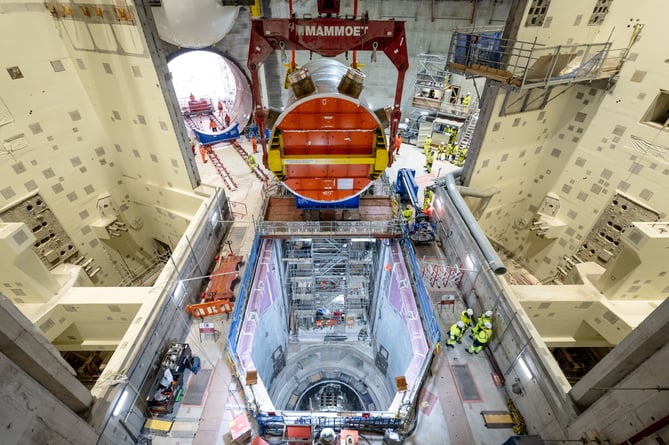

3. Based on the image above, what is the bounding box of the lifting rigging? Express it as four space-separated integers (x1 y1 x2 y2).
247 0 409 205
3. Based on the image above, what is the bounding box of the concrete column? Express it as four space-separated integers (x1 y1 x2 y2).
0 223 60 303
0 293 93 414
569 297 669 409
0 352 98 445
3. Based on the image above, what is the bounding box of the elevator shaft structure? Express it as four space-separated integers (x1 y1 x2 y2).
247 13 408 204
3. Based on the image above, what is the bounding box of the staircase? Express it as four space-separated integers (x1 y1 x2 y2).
184 114 201 131
457 112 478 150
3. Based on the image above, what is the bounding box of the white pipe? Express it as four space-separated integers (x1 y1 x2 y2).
456 185 498 219
442 168 507 275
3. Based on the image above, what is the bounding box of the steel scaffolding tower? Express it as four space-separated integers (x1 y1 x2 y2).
284 238 374 337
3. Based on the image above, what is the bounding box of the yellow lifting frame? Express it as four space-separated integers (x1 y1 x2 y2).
267 130 390 178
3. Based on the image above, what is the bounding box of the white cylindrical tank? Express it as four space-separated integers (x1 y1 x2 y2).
152 0 239 49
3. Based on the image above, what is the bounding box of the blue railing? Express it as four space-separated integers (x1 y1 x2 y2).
256 412 403 435
295 415 402 431
402 237 442 345
226 233 263 356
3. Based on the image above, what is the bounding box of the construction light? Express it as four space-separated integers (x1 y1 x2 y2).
210 211 220 228
112 389 129 417
517 356 533 381
173 281 186 305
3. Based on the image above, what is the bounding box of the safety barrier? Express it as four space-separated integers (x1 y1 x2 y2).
420 262 466 289
256 219 404 238
403 238 442 345
226 233 263 358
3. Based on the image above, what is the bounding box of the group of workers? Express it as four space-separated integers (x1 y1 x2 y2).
188 135 209 163
184 95 261 172
401 186 435 231
423 135 468 172
187 94 232 128
446 308 494 354
209 114 231 132
437 142 468 166
216 100 231 128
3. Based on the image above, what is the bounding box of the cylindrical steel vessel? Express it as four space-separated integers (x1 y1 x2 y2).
267 59 388 204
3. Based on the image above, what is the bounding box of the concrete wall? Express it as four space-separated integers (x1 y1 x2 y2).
0 291 95 444
444 0 669 439
90 189 230 443
0 222 62 303
514 285 633 347
31 287 146 349
0 3 208 287
0 351 97 445
467 0 669 288
568 298 669 444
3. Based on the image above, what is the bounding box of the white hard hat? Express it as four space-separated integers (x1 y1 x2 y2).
320 428 336 442
466 92 471 95
485 310 493 317
466 308 473 316
457 321 465 328
484 322 492 329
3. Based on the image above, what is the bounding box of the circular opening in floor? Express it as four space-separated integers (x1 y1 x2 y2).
295 380 365 412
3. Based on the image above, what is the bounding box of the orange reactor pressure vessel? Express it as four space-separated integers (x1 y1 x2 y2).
266 59 390 204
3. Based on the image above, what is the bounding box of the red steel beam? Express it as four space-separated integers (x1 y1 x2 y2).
617 414 669 445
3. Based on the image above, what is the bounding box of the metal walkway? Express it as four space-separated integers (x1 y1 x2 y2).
446 31 629 90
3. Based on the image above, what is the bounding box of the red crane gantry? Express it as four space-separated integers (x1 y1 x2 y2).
247 3 409 171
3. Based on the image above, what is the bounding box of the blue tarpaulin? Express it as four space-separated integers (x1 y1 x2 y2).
452 32 503 70
193 122 240 144
295 195 360 209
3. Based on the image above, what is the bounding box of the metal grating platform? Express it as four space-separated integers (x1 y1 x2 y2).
181 369 212 405
450 364 482 402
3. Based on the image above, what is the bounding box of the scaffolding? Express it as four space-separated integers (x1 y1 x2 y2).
257 219 404 239
410 54 451 112
406 54 478 148
284 238 374 338
446 31 627 90
410 53 480 114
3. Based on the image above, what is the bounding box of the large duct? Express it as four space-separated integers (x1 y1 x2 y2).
442 169 507 275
